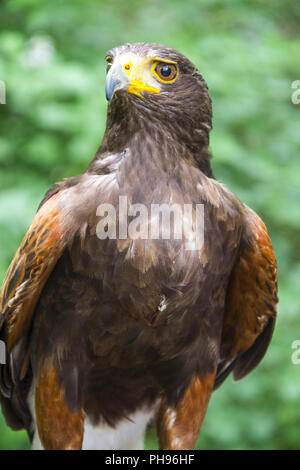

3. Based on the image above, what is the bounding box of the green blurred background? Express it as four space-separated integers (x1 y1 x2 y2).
0 0 299 450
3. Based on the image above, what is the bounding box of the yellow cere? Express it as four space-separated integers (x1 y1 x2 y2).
127 80 160 98
121 55 162 98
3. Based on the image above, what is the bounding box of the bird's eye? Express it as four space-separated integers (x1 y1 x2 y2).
153 62 178 83
105 56 113 73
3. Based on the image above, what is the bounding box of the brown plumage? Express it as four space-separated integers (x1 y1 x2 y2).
0 43 278 450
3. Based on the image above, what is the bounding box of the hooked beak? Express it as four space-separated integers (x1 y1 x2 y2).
105 62 130 101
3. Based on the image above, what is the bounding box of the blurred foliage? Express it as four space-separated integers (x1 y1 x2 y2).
0 0 299 450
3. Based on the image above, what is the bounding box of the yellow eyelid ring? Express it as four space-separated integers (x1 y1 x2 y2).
152 56 178 65
152 60 179 84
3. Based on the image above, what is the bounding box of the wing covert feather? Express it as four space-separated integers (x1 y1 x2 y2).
0 192 68 351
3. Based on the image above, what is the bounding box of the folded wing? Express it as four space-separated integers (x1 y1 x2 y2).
215 210 278 388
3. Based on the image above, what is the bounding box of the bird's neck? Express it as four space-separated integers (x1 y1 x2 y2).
89 100 214 178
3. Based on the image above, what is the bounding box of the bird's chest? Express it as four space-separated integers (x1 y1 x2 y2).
67 165 237 334
68 170 208 318
74 225 204 325
56 169 239 367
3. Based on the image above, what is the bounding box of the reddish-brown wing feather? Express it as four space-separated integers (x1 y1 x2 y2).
0 192 68 352
216 211 278 387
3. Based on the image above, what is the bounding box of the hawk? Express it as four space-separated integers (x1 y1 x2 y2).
0 43 278 450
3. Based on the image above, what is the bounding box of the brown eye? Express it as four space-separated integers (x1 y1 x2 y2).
154 62 178 82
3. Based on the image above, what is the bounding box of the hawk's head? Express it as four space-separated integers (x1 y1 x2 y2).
106 42 211 124
102 43 213 175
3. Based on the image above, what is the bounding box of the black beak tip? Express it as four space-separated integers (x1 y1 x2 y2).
105 76 123 101
105 86 114 102
105 89 112 101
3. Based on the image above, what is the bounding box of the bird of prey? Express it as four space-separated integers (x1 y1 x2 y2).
0 43 278 450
